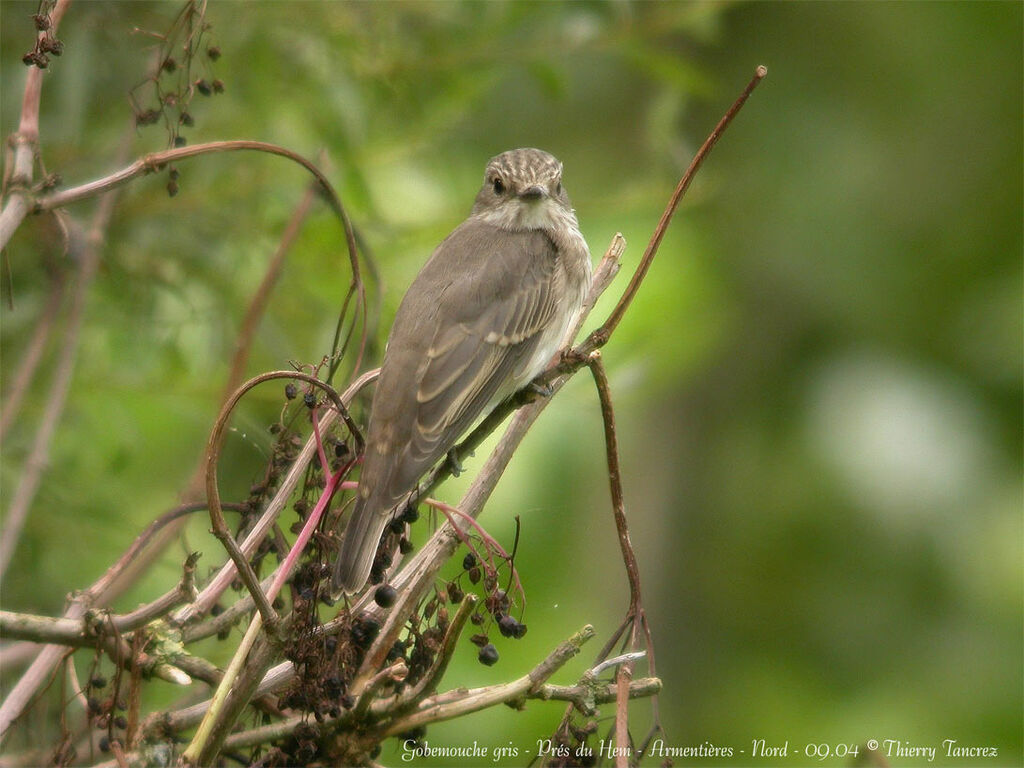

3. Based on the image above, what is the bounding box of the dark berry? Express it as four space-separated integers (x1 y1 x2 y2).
478 643 499 666
374 584 397 608
351 617 380 648
387 640 407 662
497 614 519 638
285 383 298 399
207 46 221 60
462 552 477 570
303 391 316 408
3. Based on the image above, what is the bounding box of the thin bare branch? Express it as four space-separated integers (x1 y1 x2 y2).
0 267 64 440
0 0 73 247
583 65 767 350
383 624 595 736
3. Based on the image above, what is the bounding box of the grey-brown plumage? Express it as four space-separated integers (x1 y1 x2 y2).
333 148 591 594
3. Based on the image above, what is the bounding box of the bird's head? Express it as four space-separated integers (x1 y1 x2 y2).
472 148 573 230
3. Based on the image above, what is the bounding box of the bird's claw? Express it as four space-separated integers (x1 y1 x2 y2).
528 380 553 398
447 447 464 477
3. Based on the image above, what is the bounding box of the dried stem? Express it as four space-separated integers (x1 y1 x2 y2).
0 0 73 247
583 65 767 351
202 371 358 635
0 220 95 578
173 369 376 627
394 593 479 709
0 553 198 645
0 267 65 441
382 624 595 736
171 678 661 757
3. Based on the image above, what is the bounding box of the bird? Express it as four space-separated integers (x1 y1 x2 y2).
333 148 592 594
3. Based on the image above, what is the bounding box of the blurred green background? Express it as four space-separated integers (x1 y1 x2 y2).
2 2 1020 765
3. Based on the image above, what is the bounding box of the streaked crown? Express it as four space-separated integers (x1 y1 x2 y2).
485 148 562 190
472 148 573 226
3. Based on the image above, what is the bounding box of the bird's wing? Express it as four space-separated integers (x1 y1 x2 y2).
378 225 564 502
334 225 566 594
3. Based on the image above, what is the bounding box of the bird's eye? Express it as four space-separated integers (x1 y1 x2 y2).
492 177 505 194
556 181 563 194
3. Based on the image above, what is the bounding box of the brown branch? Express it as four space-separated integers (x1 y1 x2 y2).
0 0 73 248
36 141 329 214
0 112 143 581
0 216 91 577
178 182 319 503
0 266 65 441
200 370 362 635
582 65 767 352
382 625 595 736
0 609 191 687
393 593 478 709
107 551 201 633
544 68 766 762
175 367 379 626
32 140 365 353
0 500 244 743
588 354 643 613
0 554 198 644
165 677 662 757
352 661 408 720
615 668 632 768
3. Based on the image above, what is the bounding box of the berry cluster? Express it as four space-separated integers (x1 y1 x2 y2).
21 3 64 70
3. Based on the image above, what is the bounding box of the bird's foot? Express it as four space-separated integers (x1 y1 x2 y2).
528 380 553 398
447 447 464 477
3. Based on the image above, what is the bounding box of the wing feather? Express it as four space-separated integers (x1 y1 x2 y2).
377 226 562 504
334 222 571 593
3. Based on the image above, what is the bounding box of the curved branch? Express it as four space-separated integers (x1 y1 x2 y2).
0 0 72 249
583 64 767 351
203 371 357 634
37 141 330 214
33 140 365 344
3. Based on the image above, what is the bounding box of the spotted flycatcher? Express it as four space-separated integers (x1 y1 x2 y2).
333 148 591 594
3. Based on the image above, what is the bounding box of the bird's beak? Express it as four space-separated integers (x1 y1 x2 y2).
519 185 547 201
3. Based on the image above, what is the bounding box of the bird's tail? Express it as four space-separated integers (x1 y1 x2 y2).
332 497 392 594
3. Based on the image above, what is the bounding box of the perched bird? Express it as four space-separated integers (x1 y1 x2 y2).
333 148 591 594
